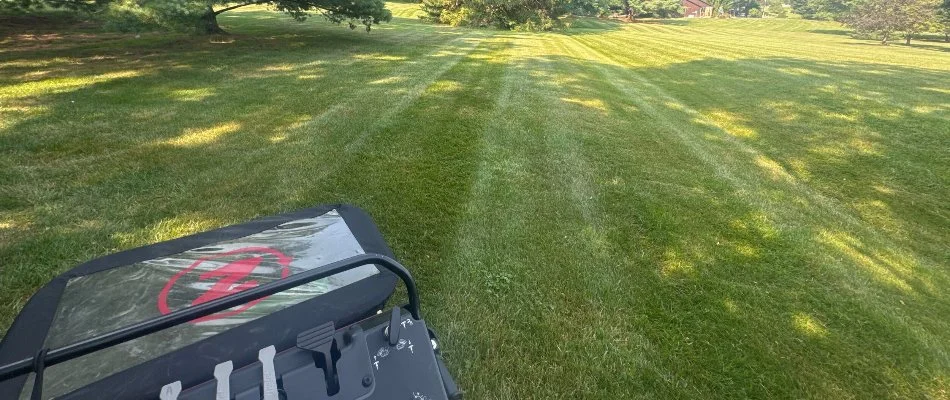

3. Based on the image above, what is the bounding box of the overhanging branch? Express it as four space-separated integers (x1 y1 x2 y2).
213 0 269 15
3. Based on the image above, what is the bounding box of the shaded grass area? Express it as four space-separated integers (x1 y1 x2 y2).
1 5 949 399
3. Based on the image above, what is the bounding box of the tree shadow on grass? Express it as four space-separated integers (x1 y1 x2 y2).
454 51 950 398
842 41 950 53
0 11 494 340
564 16 625 32
3 28 511 396
634 18 691 25
807 28 851 36
805 29 950 52
564 16 690 35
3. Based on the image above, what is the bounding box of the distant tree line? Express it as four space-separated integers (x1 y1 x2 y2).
6 0 949 39
1 0 391 33
845 0 948 43
783 0 948 44
420 0 683 30
786 0 850 19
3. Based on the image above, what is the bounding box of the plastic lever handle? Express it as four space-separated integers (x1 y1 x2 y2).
388 307 401 346
160 381 181 400
213 361 232 400
259 346 278 400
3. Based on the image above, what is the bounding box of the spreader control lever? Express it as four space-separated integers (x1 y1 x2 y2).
167 308 459 400
296 321 339 395
385 307 401 346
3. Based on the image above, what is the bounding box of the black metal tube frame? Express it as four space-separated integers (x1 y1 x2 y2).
0 253 419 383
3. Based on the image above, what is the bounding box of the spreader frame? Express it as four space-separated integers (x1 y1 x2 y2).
0 253 419 398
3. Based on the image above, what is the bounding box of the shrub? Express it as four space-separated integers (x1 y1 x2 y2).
639 0 684 17
102 0 209 33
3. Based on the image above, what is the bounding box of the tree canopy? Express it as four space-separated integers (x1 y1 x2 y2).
3 0 391 33
421 0 598 30
1 0 108 11
937 0 950 41
10 0 950 37
201 0 391 33
787 0 854 20
420 0 685 29
843 0 938 44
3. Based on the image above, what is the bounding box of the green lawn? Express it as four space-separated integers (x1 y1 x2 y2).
2 4 949 398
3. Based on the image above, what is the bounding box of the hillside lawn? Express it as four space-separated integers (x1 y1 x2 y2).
1 4 949 399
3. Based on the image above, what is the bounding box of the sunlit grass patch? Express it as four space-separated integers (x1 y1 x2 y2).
793 312 829 338
0 70 143 98
159 122 242 147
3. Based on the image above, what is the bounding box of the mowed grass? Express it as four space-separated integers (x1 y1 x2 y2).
2 4 949 398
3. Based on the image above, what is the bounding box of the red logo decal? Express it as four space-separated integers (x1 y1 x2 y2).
157 247 292 323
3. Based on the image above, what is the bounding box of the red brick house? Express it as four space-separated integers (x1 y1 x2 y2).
682 0 711 17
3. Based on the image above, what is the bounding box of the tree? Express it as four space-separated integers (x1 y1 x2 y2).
3 0 391 34
187 0 391 33
899 0 939 42
421 0 606 29
708 0 736 16
638 0 684 17
787 0 817 17
732 0 760 15
789 0 853 19
937 0 950 41
765 0 787 17
844 0 937 44
621 0 634 18
0 0 110 12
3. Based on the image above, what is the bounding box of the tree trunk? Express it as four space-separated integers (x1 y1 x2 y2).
201 6 227 34
905 33 911 45
621 0 633 19
881 32 888 45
